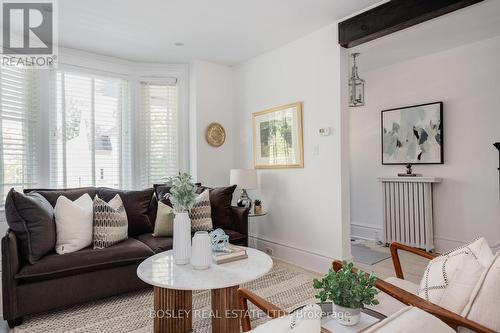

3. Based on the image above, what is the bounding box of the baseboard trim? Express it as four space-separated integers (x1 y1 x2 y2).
247 235 338 274
434 235 500 253
351 222 500 253
351 222 382 242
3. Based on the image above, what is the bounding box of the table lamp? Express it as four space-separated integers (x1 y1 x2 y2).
230 169 257 208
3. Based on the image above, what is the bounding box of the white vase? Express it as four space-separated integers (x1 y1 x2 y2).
190 231 212 270
333 304 361 326
173 212 191 265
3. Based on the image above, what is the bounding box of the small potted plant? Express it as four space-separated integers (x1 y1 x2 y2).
313 261 379 326
168 173 197 265
253 199 262 214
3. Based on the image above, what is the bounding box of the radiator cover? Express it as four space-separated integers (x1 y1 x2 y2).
378 177 442 251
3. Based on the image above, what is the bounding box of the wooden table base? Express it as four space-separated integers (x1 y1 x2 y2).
153 287 192 333
211 285 240 333
153 285 241 333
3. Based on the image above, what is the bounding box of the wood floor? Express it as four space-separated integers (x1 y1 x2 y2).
352 240 428 284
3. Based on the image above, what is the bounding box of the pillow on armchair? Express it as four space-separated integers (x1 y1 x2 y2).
417 238 494 314
459 252 500 333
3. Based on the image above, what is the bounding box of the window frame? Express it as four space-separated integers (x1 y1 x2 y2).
50 67 131 189
45 54 189 190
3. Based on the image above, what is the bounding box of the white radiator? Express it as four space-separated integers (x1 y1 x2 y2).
378 177 442 251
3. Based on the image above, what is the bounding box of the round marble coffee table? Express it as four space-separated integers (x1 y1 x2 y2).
137 247 273 333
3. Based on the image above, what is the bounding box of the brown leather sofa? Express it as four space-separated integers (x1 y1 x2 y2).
2 186 248 328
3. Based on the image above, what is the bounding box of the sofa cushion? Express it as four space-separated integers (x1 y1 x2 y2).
223 229 247 243
134 233 173 253
97 188 155 236
363 307 455 333
206 185 236 229
16 238 153 282
5 189 56 264
24 187 97 207
459 252 500 333
153 184 172 205
367 277 419 317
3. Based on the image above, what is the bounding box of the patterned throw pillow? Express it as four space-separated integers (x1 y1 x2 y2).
189 189 213 232
93 194 128 249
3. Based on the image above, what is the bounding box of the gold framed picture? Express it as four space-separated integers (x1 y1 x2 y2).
252 102 303 169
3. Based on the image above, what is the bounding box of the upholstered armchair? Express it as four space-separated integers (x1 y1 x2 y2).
332 242 496 333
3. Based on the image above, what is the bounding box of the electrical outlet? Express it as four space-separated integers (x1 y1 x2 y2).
265 247 274 256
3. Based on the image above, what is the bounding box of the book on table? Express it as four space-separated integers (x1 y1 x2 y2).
212 244 248 264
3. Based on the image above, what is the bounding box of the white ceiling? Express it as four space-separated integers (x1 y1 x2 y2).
351 0 500 72
58 0 381 65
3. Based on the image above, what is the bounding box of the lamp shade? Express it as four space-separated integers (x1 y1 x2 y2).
230 169 257 189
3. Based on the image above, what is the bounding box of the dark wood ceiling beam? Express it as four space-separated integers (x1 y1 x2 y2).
339 0 484 48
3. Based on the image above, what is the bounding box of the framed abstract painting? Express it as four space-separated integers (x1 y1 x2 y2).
382 102 443 165
253 102 304 169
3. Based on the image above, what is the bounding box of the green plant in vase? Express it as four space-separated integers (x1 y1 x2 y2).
313 261 379 326
168 173 197 265
168 172 197 213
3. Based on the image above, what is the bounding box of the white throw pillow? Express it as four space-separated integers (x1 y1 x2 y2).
54 194 94 254
459 252 500 333
418 238 493 314
250 304 322 333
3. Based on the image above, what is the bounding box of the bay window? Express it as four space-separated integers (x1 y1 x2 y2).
51 70 131 188
0 67 38 206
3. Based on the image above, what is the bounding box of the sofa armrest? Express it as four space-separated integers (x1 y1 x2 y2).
230 206 249 236
2 229 21 321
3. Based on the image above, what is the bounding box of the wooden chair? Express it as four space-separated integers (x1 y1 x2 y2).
237 243 495 332
238 288 287 332
332 242 495 333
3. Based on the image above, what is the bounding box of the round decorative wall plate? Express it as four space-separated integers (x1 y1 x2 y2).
205 122 226 147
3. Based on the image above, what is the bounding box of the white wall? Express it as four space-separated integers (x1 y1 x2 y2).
233 23 351 273
350 36 500 252
189 60 234 187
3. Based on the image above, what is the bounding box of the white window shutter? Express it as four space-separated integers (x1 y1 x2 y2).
0 67 38 207
140 82 179 188
51 70 130 189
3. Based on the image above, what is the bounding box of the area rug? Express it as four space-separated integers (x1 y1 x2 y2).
351 243 391 265
13 261 320 333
